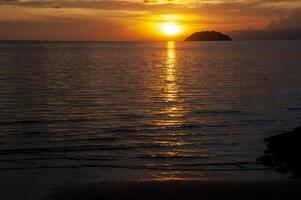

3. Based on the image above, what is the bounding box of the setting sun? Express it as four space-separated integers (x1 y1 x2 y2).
162 23 181 35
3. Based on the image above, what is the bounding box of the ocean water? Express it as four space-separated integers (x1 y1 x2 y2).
0 40 301 181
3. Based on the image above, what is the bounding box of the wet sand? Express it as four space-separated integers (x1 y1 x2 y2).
47 180 301 200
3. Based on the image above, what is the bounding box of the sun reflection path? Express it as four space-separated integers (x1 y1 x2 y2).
161 41 184 124
145 42 191 181
166 41 177 101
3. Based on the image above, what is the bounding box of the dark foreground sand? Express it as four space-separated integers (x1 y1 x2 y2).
46 180 301 200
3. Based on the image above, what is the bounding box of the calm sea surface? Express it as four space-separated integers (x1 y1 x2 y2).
0 41 301 181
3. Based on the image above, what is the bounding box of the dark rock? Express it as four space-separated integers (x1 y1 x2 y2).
276 166 288 174
256 155 274 166
185 31 232 41
258 127 301 177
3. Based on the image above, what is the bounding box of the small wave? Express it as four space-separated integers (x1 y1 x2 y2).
115 113 147 120
105 127 140 133
0 119 47 125
239 119 281 124
240 119 277 122
178 122 234 129
173 161 259 167
0 143 174 155
0 117 106 125
104 122 240 134
103 124 169 133
14 132 52 138
137 155 208 159
47 137 117 143
0 155 115 163
286 107 301 111
191 109 248 116
0 163 270 172
125 132 199 138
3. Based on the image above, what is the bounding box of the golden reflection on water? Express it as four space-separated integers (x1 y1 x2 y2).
144 171 203 182
158 41 184 126
146 42 189 181
165 41 177 102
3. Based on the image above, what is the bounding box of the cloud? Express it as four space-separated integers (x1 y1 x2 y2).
267 8 301 30
231 9 301 40
0 0 300 11
1 0 301 40
0 15 135 41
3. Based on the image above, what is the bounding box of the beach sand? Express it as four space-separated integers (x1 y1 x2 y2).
0 167 294 200
46 180 301 200
1 169 300 200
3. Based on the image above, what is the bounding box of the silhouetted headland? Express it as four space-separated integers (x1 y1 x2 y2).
185 31 232 41
257 127 301 178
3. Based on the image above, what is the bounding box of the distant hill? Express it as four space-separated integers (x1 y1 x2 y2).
185 31 232 41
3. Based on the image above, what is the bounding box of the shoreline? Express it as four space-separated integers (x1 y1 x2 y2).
47 180 301 200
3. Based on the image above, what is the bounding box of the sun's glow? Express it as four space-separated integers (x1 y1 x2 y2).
162 23 181 35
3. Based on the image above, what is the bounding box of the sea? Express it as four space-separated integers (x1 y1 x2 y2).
0 40 301 183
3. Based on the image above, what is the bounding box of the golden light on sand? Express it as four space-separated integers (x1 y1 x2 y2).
162 23 181 35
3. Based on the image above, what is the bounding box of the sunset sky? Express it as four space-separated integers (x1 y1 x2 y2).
1 0 301 41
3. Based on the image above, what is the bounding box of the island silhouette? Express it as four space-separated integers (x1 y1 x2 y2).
185 31 232 41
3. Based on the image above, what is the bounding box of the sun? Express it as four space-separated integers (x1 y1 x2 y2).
162 23 181 36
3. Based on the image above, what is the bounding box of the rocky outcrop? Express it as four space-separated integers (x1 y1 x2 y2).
257 127 301 177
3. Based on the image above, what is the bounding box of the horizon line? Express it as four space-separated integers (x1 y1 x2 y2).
0 39 301 43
